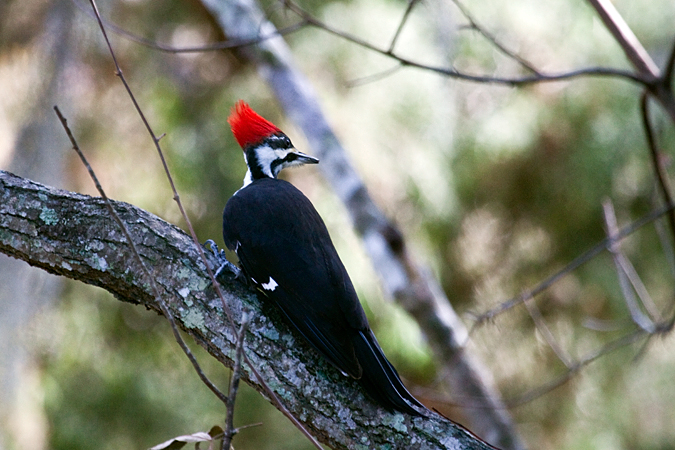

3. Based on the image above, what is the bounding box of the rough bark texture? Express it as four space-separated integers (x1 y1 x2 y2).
0 170 495 450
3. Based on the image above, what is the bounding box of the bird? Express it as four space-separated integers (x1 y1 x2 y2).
221 100 426 416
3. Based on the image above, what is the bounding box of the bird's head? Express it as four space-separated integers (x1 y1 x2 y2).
228 101 318 184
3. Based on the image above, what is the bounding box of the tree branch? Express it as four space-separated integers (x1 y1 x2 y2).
0 169 494 450
586 0 659 79
586 0 675 124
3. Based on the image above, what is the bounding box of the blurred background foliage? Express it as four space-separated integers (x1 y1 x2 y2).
1 0 675 449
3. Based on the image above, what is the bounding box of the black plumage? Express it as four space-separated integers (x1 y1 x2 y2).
223 178 424 416
222 100 426 416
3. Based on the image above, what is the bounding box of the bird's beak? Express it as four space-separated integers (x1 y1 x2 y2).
292 150 319 165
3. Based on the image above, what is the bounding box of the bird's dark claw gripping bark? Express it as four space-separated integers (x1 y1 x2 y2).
202 239 241 280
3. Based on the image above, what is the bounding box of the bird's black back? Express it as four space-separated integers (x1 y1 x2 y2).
223 177 425 415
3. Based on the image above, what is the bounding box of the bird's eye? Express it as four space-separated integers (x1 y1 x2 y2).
267 134 293 149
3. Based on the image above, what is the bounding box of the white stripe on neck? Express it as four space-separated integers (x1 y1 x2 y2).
234 169 253 195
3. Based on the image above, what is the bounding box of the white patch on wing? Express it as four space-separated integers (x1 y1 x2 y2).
261 277 278 291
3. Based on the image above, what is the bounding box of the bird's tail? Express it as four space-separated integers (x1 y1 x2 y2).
353 330 427 416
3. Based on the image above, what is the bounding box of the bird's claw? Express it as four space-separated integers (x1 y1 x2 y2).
203 239 241 279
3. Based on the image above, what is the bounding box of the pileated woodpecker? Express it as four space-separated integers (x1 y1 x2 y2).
222 101 426 416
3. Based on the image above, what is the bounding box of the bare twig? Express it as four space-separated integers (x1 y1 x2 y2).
473 202 675 325
619 250 662 323
421 326 649 408
586 0 659 79
450 0 540 74
222 313 249 450
652 197 675 278
53 106 228 403
86 0 226 321
665 36 675 87
388 0 419 54
506 328 647 407
522 298 573 368
72 0 308 54
586 0 675 125
281 0 642 86
345 64 404 88
603 200 656 332
641 93 675 242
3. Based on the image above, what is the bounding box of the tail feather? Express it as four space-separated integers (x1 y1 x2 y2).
353 330 427 416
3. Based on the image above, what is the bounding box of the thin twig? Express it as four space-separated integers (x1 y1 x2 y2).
619 251 663 323
641 83 675 327
602 200 655 332
53 106 228 403
472 202 675 325
450 0 540 74
222 313 249 450
345 64 403 88
281 0 643 86
86 0 236 330
651 190 675 279
522 297 573 368
238 357 324 449
72 0 308 54
585 0 659 79
387 0 419 54
665 35 675 88
586 0 675 125
641 93 675 243
506 328 647 407
420 327 649 408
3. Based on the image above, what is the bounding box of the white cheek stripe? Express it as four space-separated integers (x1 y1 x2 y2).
261 277 278 291
256 145 284 178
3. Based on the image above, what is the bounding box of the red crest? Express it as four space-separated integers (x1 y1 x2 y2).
228 101 281 148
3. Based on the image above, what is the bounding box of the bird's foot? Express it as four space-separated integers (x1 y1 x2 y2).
203 239 241 280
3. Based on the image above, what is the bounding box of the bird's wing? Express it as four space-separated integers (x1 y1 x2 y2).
236 240 363 378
